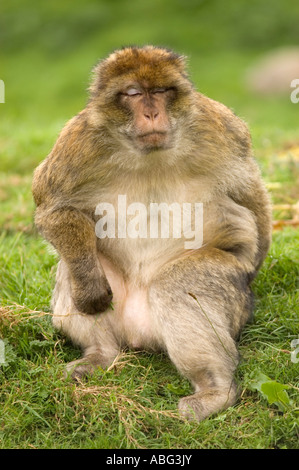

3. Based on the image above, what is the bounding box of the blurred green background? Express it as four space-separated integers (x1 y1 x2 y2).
1 0 299 173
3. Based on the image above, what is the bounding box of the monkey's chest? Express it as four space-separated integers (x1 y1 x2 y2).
94 185 206 271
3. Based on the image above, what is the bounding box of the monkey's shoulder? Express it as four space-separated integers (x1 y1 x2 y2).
52 111 99 161
194 92 252 154
32 111 109 203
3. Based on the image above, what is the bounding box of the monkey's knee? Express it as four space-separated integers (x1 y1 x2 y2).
178 382 237 422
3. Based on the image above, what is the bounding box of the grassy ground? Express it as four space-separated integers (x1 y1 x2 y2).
0 0 298 449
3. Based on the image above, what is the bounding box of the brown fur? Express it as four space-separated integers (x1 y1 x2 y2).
32 46 272 421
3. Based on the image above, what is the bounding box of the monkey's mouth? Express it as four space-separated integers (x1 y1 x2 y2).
137 131 169 149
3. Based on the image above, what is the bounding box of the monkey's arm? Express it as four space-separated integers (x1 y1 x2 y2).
34 204 112 314
196 93 272 274
32 115 112 314
228 163 272 272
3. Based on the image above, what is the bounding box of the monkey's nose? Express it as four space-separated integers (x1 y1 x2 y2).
144 110 159 121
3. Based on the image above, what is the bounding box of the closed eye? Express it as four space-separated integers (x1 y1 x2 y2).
152 88 167 94
151 87 177 96
125 88 142 96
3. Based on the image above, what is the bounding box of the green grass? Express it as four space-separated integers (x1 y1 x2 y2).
0 230 298 449
0 0 299 450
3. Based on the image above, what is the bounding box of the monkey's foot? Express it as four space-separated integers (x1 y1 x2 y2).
178 387 237 422
64 353 104 381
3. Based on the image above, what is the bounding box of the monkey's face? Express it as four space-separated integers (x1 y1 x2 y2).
89 46 195 154
117 84 177 152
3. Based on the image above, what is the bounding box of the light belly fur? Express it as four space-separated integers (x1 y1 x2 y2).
98 253 160 350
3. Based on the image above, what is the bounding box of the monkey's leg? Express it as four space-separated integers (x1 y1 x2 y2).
149 249 253 421
52 260 120 380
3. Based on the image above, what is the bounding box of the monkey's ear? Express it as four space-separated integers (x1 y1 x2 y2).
175 55 190 78
88 53 118 98
172 53 188 73
88 55 124 98
88 61 105 98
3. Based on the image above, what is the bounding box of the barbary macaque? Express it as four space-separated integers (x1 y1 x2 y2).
32 46 272 421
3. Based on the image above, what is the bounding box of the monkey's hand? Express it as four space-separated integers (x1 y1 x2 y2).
71 270 113 315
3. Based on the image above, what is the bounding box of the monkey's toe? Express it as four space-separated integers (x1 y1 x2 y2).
65 360 93 381
64 357 101 381
178 388 237 422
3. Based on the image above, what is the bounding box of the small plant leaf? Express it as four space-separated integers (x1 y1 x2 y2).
167 383 188 396
261 382 290 409
249 371 271 393
247 370 291 412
